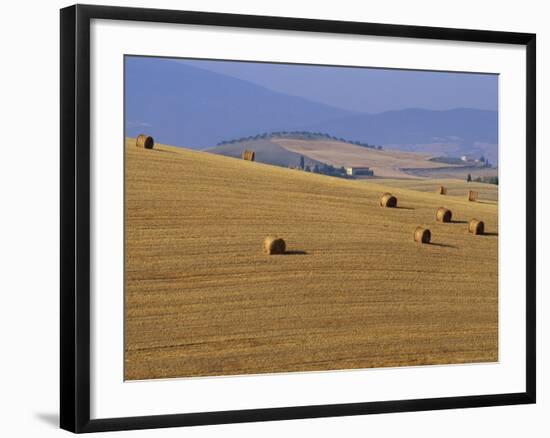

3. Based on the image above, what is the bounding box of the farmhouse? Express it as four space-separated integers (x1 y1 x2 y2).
460 155 481 164
345 166 374 176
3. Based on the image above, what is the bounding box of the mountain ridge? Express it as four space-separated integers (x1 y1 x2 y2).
125 57 498 162
125 57 356 148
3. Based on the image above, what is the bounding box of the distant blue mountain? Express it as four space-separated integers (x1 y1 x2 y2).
300 107 497 147
125 57 498 163
125 57 355 149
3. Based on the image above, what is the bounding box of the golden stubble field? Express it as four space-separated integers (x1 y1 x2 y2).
125 139 498 380
273 138 460 178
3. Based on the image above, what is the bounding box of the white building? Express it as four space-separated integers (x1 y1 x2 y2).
461 155 478 163
345 167 374 176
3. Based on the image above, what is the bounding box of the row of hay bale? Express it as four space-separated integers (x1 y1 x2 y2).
135 136 281 255
135 136 258 164
135 136 283 255
438 185 479 202
264 192 486 255
432 205 483 234
135 134 484 252
379 192 486 245
413 217 484 244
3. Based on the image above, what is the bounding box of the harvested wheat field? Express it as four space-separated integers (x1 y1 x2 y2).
273 138 457 178
125 138 498 380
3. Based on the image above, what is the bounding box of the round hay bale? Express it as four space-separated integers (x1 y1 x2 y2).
263 236 286 255
413 227 431 244
435 207 452 223
379 193 397 208
136 134 154 149
468 219 485 235
241 150 256 161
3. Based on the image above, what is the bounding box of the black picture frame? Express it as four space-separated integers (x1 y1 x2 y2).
60 4 536 433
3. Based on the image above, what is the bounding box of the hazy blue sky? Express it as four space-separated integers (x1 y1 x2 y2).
178 59 498 114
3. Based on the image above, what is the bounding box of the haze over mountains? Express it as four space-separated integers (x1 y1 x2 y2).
125 57 498 163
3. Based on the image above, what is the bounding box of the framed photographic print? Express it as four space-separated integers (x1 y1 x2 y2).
60 4 536 433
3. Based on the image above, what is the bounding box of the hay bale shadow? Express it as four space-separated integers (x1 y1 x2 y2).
428 242 457 249
450 220 468 224
482 231 499 237
283 250 308 255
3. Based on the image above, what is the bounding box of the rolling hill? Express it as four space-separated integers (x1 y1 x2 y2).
208 136 495 179
125 138 498 380
272 138 452 178
206 139 324 169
